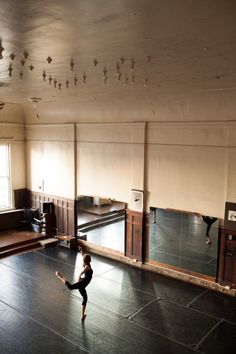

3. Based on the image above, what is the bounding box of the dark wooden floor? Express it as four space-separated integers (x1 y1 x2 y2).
0 245 235 353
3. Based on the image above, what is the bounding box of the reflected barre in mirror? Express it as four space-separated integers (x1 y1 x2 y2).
77 195 126 253
148 207 219 278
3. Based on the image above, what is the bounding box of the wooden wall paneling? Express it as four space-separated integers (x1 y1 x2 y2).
217 227 225 284
58 199 67 235
224 242 236 285
69 201 75 236
28 191 75 236
53 198 73 235
143 212 150 260
217 227 236 289
62 200 67 234
125 209 143 262
73 199 78 238
56 197 74 235
55 199 62 234
132 221 141 259
125 211 131 258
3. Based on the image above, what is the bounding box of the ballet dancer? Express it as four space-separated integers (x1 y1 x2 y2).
55 253 93 321
202 215 217 244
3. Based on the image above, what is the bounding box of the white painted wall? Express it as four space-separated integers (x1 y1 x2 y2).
25 124 75 199
8 118 236 220
11 88 236 220
226 125 236 202
147 122 234 218
76 123 145 205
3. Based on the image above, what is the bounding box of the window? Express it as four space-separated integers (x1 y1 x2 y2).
0 144 11 210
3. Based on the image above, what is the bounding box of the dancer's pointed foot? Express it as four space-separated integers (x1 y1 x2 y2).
81 314 87 321
55 271 63 279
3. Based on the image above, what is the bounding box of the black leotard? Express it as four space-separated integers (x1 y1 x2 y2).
65 267 93 306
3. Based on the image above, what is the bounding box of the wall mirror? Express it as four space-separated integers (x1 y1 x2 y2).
77 195 126 253
148 207 219 278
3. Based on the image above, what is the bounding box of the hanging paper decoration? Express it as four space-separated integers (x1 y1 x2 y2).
10 53 15 60
23 50 29 59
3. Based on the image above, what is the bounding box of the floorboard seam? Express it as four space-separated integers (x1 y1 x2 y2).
68 291 131 318
184 304 227 321
128 297 160 320
0 260 73 291
68 291 158 321
92 263 126 278
221 318 236 326
160 297 223 322
63 295 200 352
100 273 161 297
0 298 93 354
68 272 225 323
0 261 38 281
35 249 126 277
194 319 224 350
34 249 120 281
128 318 199 352
34 249 80 267
185 289 209 307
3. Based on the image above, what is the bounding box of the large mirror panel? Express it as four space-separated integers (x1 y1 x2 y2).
149 207 219 277
77 196 126 253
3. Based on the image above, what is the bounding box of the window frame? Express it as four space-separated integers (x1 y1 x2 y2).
0 143 12 211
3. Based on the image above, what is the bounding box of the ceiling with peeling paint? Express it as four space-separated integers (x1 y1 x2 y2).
0 0 236 120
